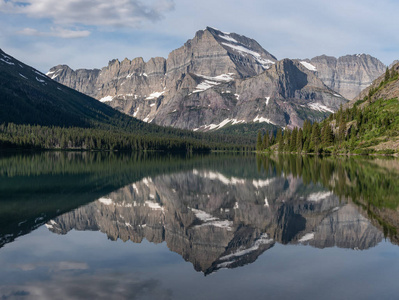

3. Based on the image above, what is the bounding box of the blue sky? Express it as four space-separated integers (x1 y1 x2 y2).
1 0 398 72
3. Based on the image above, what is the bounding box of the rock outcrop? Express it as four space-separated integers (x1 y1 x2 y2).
351 61 399 104
299 54 386 100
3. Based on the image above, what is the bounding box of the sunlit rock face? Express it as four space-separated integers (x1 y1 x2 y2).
305 54 386 100
47 28 348 130
47 168 383 274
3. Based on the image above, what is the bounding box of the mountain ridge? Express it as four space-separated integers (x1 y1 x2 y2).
47 27 349 131
299 53 386 99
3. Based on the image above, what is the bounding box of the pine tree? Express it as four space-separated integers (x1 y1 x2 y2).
335 104 343 123
339 115 347 142
303 120 312 140
385 67 390 82
263 130 270 149
349 128 356 150
262 130 269 149
256 131 262 151
277 129 283 151
284 129 291 152
310 123 321 153
322 123 333 146
269 131 275 145
296 128 303 152
290 127 297 152
391 67 398 79
60 134 68 149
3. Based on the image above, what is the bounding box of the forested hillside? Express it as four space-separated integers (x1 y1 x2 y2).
256 64 399 155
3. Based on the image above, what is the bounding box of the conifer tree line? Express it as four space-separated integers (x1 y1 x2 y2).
0 123 254 153
256 65 399 155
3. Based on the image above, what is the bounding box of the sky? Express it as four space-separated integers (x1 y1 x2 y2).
0 0 398 73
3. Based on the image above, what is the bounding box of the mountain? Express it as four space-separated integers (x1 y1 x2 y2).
48 27 347 131
344 62 399 153
266 62 398 154
47 27 276 102
299 54 386 100
352 61 399 104
0 48 257 151
389 60 399 69
0 48 143 129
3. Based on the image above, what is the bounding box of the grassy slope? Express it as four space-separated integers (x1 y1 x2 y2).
343 64 399 153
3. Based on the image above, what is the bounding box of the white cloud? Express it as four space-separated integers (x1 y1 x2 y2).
1 0 398 72
0 0 175 28
18 27 91 38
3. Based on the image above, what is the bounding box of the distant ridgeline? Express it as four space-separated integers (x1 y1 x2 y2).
256 64 399 155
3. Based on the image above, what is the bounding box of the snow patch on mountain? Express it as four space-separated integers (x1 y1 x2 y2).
0 58 14 65
191 208 218 222
300 61 317 71
219 34 238 43
46 69 62 80
221 42 275 69
99 96 113 102
98 198 113 205
36 77 46 83
192 80 220 93
219 233 273 261
146 91 164 100
299 233 315 243
193 118 246 131
145 201 163 211
308 103 334 113
192 73 235 93
253 115 275 125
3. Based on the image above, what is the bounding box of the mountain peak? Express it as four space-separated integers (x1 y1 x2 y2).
203 26 278 74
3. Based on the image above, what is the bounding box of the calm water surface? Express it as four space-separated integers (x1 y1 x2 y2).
0 152 399 299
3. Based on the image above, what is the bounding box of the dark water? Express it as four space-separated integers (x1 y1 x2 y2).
1 152 399 299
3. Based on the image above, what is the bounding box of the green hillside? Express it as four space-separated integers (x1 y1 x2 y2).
256 63 399 155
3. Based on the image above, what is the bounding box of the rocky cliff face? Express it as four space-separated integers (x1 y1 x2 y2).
351 61 399 104
48 27 348 130
300 54 386 100
46 168 383 274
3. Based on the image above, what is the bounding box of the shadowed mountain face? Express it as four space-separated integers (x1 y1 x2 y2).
0 49 144 129
47 27 348 131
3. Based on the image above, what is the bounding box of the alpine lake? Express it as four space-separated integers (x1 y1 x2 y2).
1 151 399 300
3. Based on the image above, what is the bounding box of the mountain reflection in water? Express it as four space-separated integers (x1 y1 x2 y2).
1 152 399 299
34 154 398 275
